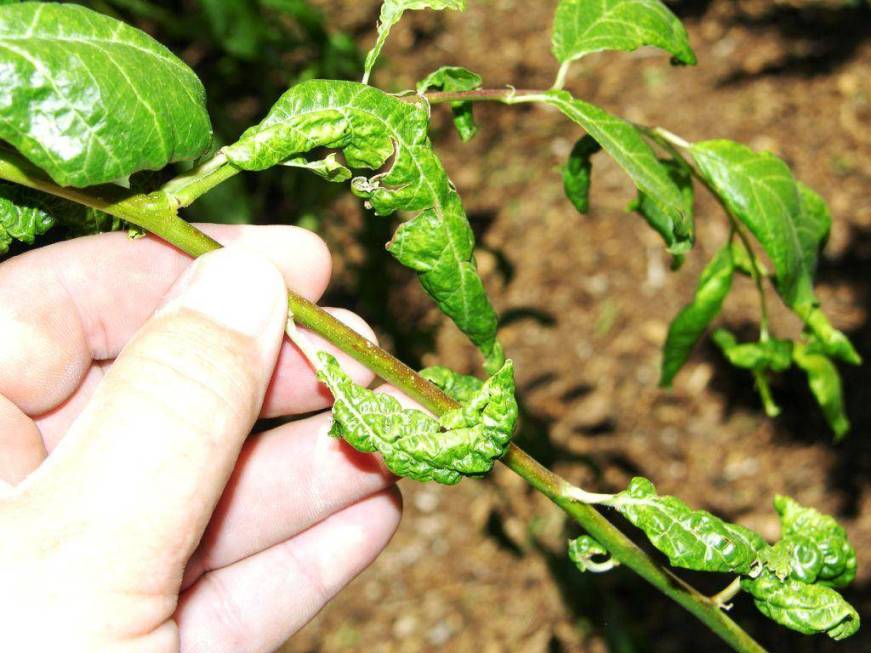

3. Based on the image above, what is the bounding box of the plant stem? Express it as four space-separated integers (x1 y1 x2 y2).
0 144 767 653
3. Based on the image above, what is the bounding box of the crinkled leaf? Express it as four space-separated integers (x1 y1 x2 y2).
281 153 352 182
552 0 696 66
0 182 54 254
363 0 465 82
773 495 856 588
417 66 482 142
629 158 694 255
690 141 859 365
224 80 503 371
660 246 733 387
711 329 793 373
792 342 850 439
420 366 484 404
0 3 212 187
741 571 859 640
543 91 686 228
562 135 601 214
612 477 766 573
760 537 824 585
317 352 516 485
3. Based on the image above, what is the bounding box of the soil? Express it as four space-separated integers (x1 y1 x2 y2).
280 1 871 651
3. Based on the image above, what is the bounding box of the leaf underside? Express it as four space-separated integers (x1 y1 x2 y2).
0 2 212 187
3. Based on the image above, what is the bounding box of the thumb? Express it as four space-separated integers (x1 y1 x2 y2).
26 246 288 587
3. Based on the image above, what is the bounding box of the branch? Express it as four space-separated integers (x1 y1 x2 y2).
0 145 766 653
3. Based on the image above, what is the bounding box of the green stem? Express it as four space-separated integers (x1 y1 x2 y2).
0 146 766 653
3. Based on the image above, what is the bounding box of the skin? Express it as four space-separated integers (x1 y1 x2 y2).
0 225 403 653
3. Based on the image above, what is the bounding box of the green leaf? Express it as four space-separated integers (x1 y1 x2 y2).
0 3 212 187
568 535 615 573
802 307 860 366
363 0 466 83
543 91 687 229
730 240 769 278
224 80 503 371
741 571 859 640
793 342 850 439
282 153 352 182
199 0 264 60
552 0 696 65
420 366 484 403
417 66 482 142
562 135 601 214
711 329 793 373
690 140 860 364
317 352 516 485
772 495 857 588
660 247 733 387
612 477 766 573
629 158 694 255
0 182 55 254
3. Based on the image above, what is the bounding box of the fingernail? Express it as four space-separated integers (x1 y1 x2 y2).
167 247 286 338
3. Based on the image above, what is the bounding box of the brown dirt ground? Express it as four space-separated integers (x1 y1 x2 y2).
280 1 871 651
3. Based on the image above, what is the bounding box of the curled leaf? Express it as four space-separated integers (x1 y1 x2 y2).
317 352 516 485
568 535 618 573
712 329 793 373
659 246 733 387
417 66 483 142
629 158 694 255
420 366 484 403
741 571 859 640
793 342 850 440
773 496 856 588
0 183 55 254
364 0 466 83
224 80 503 372
562 135 601 214
612 477 766 573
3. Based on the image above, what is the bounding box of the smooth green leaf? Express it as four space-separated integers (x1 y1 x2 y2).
417 66 482 141
420 366 484 403
690 140 859 364
0 3 212 187
552 0 696 65
612 477 766 573
0 182 54 254
773 495 856 588
317 352 516 485
224 80 503 371
712 329 793 373
629 158 694 255
363 0 465 83
543 91 686 226
660 247 732 387
793 342 850 439
562 135 601 214
741 571 859 640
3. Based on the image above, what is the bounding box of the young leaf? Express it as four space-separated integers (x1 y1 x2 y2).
543 91 686 226
792 342 850 439
660 247 733 387
224 80 503 372
612 477 766 574
0 183 55 254
0 3 212 187
552 0 696 66
281 154 352 182
772 495 857 588
317 352 516 485
711 329 793 373
568 535 617 573
420 366 484 403
628 158 694 255
741 571 859 640
690 140 860 365
562 135 601 214
417 66 482 142
363 0 466 83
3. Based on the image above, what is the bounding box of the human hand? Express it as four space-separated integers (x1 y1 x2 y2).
0 226 402 653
